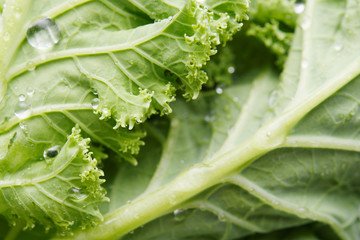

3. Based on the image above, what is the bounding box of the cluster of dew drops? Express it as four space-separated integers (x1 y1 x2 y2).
14 16 62 163
14 16 60 118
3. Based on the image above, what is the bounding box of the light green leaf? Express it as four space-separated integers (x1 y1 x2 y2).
0 0 247 234
0 126 107 232
67 1 360 240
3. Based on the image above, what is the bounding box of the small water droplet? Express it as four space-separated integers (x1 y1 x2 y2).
91 88 98 95
26 17 60 50
26 61 36 71
19 122 26 130
294 2 305 14
43 145 60 163
215 87 223 94
18 94 26 102
91 98 100 110
301 60 308 69
163 107 170 115
233 96 239 102
180 159 185 164
227 66 235 74
334 42 343 52
68 187 81 194
67 187 87 200
272 199 280 205
173 209 184 216
268 90 277 108
27 87 35 96
266 131 272 137
248 187 254 192
15 101 31 119
301 17 310 30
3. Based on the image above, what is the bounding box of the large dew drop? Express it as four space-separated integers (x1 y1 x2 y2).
43 145 60 163
26 17 60 50
14 101 31 119
294 2 305 14
91 98 100 110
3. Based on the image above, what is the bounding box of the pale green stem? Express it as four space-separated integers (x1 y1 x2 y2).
57 136 271 240
63 49 360 240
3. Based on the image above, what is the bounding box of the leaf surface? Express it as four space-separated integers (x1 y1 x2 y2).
0 0 246 234
70 1 360 239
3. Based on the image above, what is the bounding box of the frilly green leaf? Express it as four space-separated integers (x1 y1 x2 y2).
0 126 108 234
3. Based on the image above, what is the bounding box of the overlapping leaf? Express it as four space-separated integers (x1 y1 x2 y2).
0 0 248 234
86 1 360 239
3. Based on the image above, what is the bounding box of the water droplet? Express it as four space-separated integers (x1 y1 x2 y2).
26 17 60 50
18 94 26 102
301 17 310 30
334 42 343 52
233 96 239 102
43 145 60 163
91 98 100 110
26 61 36 71
91 88 98 95
15 101 31 119
173 209 186 222
68 187 87 200
180 159 185 164
248 187 254 192
173 209 184 216
268 90 277 108
19 122 26 130
163 107 170 115
215 87 223 94
3 32 10 41
27 87 35 96
227 66 235 74
68 187 81 194
294 2 305 14
272 199 280 205
301 60 308 69
266 131 272 137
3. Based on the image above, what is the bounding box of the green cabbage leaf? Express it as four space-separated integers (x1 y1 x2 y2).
1 0 360 240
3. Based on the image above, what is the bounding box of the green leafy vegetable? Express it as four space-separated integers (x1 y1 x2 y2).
1 0 360 240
